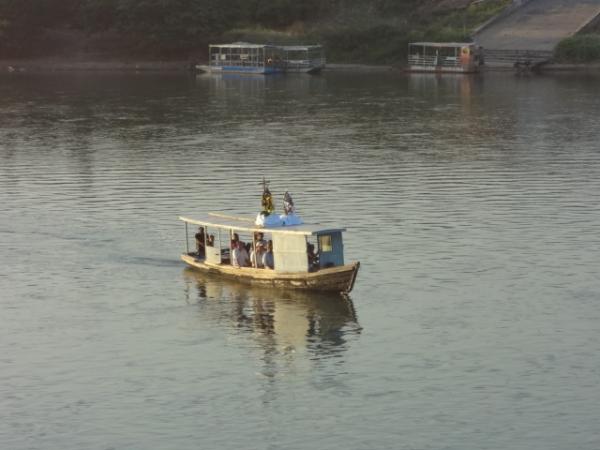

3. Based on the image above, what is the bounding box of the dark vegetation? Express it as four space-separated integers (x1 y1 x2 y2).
555 34 600 63
0 0 510 63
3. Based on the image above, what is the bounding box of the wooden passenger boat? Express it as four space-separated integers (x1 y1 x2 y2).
179 186 359 294
179 214 359 294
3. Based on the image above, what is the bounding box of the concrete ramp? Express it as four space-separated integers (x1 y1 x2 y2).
474 0 600 65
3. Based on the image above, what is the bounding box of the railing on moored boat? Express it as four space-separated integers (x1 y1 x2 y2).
280 45 326 73
408 42 482 73
203 42 325 74
209 42 285 73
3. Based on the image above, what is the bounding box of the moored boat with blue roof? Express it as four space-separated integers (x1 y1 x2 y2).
196 42 326 75
196 42 285 74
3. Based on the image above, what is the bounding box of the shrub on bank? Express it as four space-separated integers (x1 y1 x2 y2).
422 0 510 39
0 0 511 64
223 27 307 45
555 34 600 63
320 24 409 64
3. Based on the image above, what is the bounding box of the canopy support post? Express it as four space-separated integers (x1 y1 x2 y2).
185 222 189 254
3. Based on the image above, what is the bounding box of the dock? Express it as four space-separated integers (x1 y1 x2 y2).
474 0 600 68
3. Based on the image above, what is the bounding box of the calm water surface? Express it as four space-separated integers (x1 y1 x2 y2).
1 71 600 450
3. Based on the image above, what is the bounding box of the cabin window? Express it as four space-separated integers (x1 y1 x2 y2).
319 235 332 252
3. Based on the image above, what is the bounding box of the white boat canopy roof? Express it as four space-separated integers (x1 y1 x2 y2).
179 213 346 236
210 42 278 49
280 45 323 51
409 42 476 47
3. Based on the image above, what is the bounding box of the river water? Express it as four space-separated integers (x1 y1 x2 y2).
1 70 599 450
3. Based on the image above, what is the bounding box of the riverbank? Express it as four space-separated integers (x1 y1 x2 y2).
481 62 600 72
0 58 195 73
0 58 401 74
2 58 599 74
541 62 600 72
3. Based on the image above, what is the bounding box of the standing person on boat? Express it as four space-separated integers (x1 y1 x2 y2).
262 240 274 269
251 232 267 268
231 233 239 249
254 232 267 248
195 227 206 258
232 240 250 267
251 241 266 268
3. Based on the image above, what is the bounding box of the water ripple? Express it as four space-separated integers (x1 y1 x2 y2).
1 72 600 450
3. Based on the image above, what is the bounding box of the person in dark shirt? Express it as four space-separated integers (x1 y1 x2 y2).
231 233 239 249
262 240 274 269
195 226 206 258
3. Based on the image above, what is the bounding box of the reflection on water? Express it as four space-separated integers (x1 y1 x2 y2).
183 269 360 373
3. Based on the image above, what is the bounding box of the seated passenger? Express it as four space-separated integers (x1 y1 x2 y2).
207 234 215 247
232 240 250 267
262 240 274 270
307 243 319 271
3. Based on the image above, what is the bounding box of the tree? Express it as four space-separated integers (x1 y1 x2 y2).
114 0 240 52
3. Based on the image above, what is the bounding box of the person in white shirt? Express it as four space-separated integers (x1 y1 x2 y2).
232 240 249 267
250 241 266 268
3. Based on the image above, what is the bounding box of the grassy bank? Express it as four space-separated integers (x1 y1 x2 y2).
554 34 600 63
225 0 511 65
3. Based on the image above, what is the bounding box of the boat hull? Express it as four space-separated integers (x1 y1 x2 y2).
407 64 478 73
285 64 325 74
181 254 359 293
195 64 283 75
